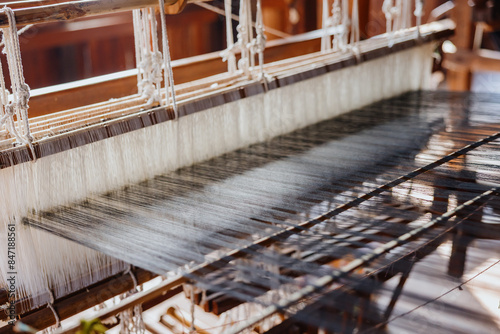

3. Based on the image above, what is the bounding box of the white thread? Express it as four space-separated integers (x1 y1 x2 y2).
221 0 237 74
189 286 196 333
350 0 360 48
383 0 401 46
124 265 138 290
236 0 252 76
0 7 35 158
46 289 61 328
332 0 342 50
133 8 162 105
250 0 266 78
321 0 331 52
158 0 178 119
341 0 350 48
415 0 423 38
321 0 350 53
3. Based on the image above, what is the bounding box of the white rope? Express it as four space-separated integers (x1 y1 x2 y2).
236 0 252 76
221 0 237 74
321 0 331 52
401 0 412 29
350 0 361 63
158 0 178 119
382 0 401 46
133 7 162 106
0 6 35 158
46 289 61 329
251 0 266 78
415 0 423 38
124 265 138 290
331 0 342 50
341 0 349 48
321 0 351 53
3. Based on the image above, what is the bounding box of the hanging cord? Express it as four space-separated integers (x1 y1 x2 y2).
124 265 138 290
350 0 361 61
321 0 331 52
401 0 412 30
341 0 350 49
0 7 35 160
189 286 196 333
221 0 237 74
133 7 163 106
46 289 61 329
382 0 400 47
158 0 178 119
194 1 289 39
250 0 266 79
415 0 423 39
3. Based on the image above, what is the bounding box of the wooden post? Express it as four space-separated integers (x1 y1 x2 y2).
447 1 474 90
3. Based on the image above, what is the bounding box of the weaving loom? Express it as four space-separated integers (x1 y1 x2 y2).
0 0 498 333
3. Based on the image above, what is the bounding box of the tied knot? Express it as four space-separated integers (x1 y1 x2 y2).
18 83 30 109
414 1 423 18
4 102 13 116
382 0 399 20
220 43 237 63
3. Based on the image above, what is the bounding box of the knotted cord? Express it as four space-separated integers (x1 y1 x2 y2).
0 6 34 159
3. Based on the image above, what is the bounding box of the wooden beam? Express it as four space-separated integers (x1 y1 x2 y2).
0 0 188 28
0 268 157 333
447 0 473 91
443 48 500 73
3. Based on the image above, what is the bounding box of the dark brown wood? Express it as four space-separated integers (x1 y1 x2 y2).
0 268 157 333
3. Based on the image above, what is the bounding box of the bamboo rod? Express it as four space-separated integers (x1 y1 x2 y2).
0 0 188 27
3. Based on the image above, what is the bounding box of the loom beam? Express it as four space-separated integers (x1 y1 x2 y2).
0 0 189 28
0 268 160 333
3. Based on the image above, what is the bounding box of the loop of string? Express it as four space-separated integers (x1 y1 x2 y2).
0 6 35 160
221 0 237 74
321 0 350 53
158 0 178 119
133 7 162 106
132 2 177 119
46 289 61 329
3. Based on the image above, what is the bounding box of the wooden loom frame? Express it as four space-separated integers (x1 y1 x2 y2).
0 1 455 332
